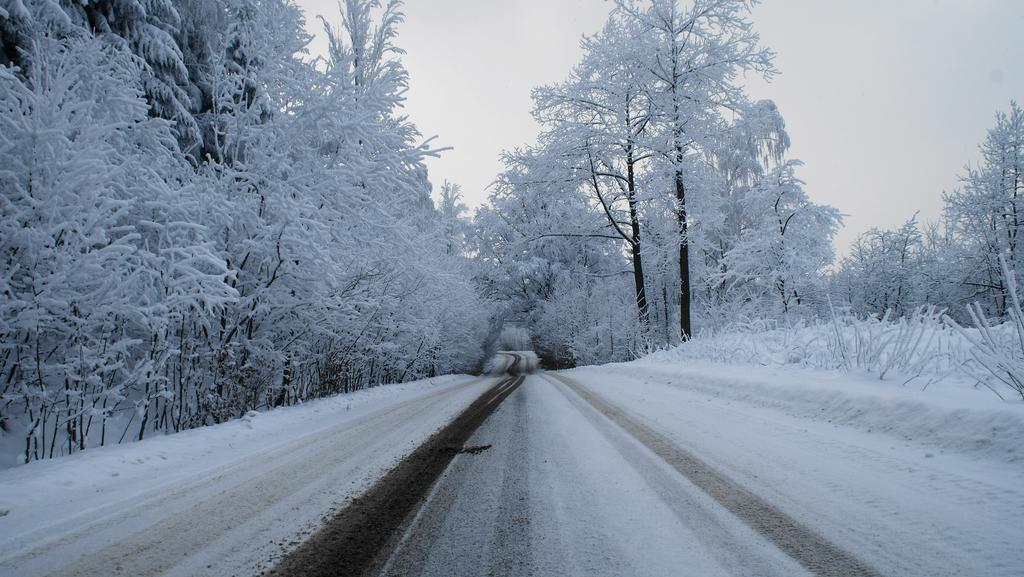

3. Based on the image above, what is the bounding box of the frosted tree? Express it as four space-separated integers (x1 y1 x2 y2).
437 181 469 256
724 161 841 314
482 0 836 350
944 102 1024 316
834 215 926 318
473 165 641 365
830 103 1024 322
1 0 34 69
0 36 232 458
61 0 198 145
697 99 789 312
0 0 491 463
618 0 776 338
532 14 655 332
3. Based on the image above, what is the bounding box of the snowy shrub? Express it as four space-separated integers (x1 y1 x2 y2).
825 306 968 384
946 257 1024 400
650 307 978 392
0 36 234 460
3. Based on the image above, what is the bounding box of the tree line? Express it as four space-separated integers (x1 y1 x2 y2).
0 0 489 464
471 0 1021 368
473 0 839 365
835 102 1024 320
1 0 1020 463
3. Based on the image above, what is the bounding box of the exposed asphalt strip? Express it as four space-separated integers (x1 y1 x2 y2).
268 374 525 577
492 351 524 375
548 372 882 577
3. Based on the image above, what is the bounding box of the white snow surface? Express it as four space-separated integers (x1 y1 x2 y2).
0 374 494 577
382 374 809 576
3 353 1022 576
566 359 1024 576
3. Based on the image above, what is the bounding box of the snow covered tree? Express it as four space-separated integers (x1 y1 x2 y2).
58 0 199 144
723 161 841 314
533 14 655 332
944 102 1024 316
0 0 491 463
474 147 643 365
618 0 776 338
479 0 838 357
695 99 789 314
0 35 233 458
834 215 927 318
437 181 469 256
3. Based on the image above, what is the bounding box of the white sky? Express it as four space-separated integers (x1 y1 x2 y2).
295 0 1024 253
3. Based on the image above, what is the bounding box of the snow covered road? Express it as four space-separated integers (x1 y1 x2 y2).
565 363 1024 577
382 374 816 576
0 375 495 577
379 368 1023 577
3 362 1021 576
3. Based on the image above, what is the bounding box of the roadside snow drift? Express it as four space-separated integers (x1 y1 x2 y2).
565 360 1024 576
0 375 495 577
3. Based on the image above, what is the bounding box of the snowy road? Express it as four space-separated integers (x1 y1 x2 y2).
563 364 1024 577
0 375 495 577
3 364 1021 576
376 370 1023 577
381 374 821 576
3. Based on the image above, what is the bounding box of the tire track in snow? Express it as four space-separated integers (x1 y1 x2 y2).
550 372 881 577
384 374 809 576
271 375 525 577
580 367 1024 576
485 381 532 577
377 375 534 577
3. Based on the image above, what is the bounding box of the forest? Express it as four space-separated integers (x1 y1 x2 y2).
1 0 1022 465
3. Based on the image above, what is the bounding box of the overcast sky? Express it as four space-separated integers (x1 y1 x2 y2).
295 0 1024 253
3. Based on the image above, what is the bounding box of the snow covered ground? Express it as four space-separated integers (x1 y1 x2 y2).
564 359 1024 576
382 374 812 576
367 362 1022 576
2 347 1021 576
0 375 495 577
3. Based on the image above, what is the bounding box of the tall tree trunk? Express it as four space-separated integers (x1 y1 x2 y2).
625 145 650 329
586 144 649 330
669 36 691 341
628 219 648 327
675 154 691 340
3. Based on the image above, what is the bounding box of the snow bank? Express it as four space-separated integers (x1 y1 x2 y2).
631 361 1022 461
627 311 1024 461
0 374 469 536
659 309 1023 399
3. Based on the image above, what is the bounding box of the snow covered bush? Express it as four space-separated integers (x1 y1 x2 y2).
0 1 490 466
648 307 979 392
0 35 234 460
648 289 1024 401
946 257 1024 400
